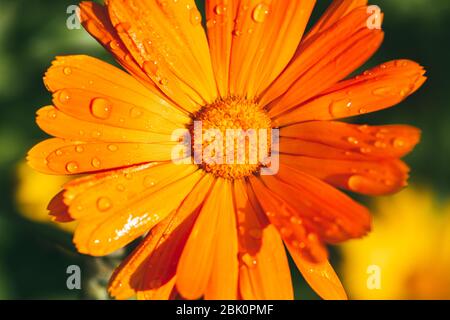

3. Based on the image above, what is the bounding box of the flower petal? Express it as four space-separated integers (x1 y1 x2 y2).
107 0 217 111
73 168 203 256
137 174 215 298
37 106 171 144
280 121 421 160
304 0 368 42
261 6 383 114
281 154 410 196
44 55 190 125
248 176 328 264
207 0 315 98
274 60 427 125
28 139 176 175
176 179 236 300
259 165 372 243
288 250 348 300
234 180 293 300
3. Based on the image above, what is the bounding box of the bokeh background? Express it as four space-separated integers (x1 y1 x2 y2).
0 0 449 299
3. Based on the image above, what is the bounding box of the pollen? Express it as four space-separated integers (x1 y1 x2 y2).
193 97 272 180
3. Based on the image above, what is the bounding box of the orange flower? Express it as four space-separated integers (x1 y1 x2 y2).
28 0 426 300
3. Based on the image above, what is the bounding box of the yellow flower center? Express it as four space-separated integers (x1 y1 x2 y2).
193 97 272 180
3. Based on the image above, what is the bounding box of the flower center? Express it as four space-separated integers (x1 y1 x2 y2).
193 97 272 180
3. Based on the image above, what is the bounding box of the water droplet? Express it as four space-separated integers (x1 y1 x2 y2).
214 4 227 15
328 99 352 116
393 138 405 148
90 98 112 120
56 150 63 156
108 144 118 152
360 147 372 154
116 184 126 192
91 157 101 168
241 254 257 268
75 146 84 153
143 61 158 76
252 3 270 23
129 107 143 119
347 136 359 145
374 141 387 148
63 67 72 75
66 162 79 173
143 176 156 188
109 40 121 50
57 90 71 104
348 175 364 191
358 108 368 114
290 216 302 225
97 197 112 212
190 8 202 26
47 109 57 119
373 87 394 97
116 22 131 33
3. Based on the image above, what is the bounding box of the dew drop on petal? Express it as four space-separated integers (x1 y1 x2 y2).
66 161 79 173
252 3 270 23
97 197 112 212
63 67 72 75
90 98 112 120
75 146 84 153
143 176 156 188
214 4 227 15
108 144 118 152
58 90 71 104
241 253 257 268
129 107 143 119
189 8 202 26
91 157 101 168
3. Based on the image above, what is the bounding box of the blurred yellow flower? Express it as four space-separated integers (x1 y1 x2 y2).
15 161 77 233
341 187 450 299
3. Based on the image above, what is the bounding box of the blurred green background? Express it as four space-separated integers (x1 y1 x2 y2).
0 0 448 299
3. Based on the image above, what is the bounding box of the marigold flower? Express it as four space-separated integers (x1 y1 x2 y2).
341 188 450 300
27 0 426 300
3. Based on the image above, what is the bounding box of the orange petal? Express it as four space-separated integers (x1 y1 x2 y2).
36 106 171 144
79 2 154 87
216 0 315 98
177 179 235 299
248 176 328 264
304 0 368 42
44 55 190 125
136 174 215 297
288 250 348 300
73 168 203 256
109 173 214 300
28 138 176 175
107 0 217 111
205 0 238 97
275 60 426 126
234 180 293 300
281 154 410 196
204 181 239 300
261 7 383 114
66 163 195 219
280 121 421 159
260 165 372 243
